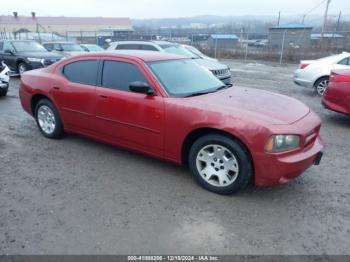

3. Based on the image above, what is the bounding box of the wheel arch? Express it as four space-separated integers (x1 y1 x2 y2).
313 75 329 87
31 94 52 116
181 128 254 170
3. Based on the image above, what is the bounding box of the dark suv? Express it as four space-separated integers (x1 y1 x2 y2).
0 40 63 75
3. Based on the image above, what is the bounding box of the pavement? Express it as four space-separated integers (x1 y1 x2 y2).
0 60 349 255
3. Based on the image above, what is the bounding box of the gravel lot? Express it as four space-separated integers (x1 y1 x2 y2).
0 60 349 255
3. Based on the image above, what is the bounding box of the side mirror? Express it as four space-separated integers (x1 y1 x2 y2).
4 49 14 55
129 81 156 96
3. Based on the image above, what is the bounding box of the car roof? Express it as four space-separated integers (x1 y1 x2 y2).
110 40 174 46
67 50 185 62
43 42 76 44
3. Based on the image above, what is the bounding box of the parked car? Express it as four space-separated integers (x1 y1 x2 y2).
108 41 232 85
323 69 350 116
43 42 86 57
294 52 350 96
181 44 218 62
0 40 63 75
19 51 323 195
80 44 104 52
0 61 10 96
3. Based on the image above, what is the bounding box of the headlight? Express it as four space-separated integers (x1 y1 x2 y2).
265 135 301 153
27 58 43 63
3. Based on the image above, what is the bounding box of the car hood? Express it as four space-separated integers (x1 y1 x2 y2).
17 51 63 59
194 58 229 71
184 87 310 125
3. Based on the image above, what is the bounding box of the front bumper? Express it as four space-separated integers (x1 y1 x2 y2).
255 136 324 187
0 82 9 89
220 76 232 85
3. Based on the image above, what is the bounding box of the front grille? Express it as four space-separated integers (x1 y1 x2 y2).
211 68 230 78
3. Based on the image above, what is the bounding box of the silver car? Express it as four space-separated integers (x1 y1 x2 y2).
108 41 232 85
43 42 87 57
294 52 350 95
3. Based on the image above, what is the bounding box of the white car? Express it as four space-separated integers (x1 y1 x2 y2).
108 41 232 85
294 52 350 95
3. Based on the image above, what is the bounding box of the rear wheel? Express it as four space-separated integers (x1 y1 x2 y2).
35 99 64 139
314 77 329 96
188 134 253 195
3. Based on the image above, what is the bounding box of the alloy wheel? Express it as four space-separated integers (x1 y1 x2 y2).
316 79 329 96
195 144 239 187
37 105 56 135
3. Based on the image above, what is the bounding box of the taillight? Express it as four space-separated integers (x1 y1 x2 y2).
330 72 350 83
300 63 309 69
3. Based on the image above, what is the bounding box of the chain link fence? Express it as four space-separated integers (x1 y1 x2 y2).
1 29 349 64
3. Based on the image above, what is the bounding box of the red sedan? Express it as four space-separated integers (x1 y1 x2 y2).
19 51 324 194
323 69 350 116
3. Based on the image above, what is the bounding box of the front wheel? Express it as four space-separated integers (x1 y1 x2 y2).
314 77 329 96
0 86 8 97
35 99 64 139
188 134 253 195
18 62 28 75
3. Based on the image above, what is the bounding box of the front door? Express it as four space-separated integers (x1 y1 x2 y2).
95 60 164 153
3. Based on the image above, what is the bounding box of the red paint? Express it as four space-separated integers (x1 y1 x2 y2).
323 69 350 116
19 52 324 187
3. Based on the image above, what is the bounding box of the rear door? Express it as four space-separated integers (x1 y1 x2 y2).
95 59 164 152
52 59 100 132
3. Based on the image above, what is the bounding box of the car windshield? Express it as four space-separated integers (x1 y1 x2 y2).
61 43 84 51
148 59 226 97
84 45 103 51
185 45 206 58
12 41 47 52
159 44 200 59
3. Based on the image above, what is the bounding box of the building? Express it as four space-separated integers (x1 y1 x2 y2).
0 14 133 36
269 23 313 49
208 34 239 49
311 33 345 49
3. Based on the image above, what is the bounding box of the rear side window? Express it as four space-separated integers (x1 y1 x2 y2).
63 60 99 85
102 61 148 91
115 44 141 50
140 45 158 51
338 58 350 66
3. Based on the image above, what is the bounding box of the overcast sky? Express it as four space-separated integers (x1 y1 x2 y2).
2 0 349 19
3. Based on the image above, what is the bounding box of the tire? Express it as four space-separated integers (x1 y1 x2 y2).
35 99 64 139
0 87 8 97
17 62 28 76
314 77 329 96
188 134 253 195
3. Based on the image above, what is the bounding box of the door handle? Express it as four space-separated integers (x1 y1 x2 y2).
99 95 108 99
53 86 60 90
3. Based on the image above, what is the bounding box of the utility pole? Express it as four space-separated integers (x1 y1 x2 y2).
277 11 281 26
335 11 342 32
332 11 341 49
320 0 331 49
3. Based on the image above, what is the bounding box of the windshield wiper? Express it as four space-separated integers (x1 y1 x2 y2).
184 84 233 98
184 91 215 98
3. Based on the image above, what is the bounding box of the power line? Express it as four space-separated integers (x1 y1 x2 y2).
302 0 327 23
